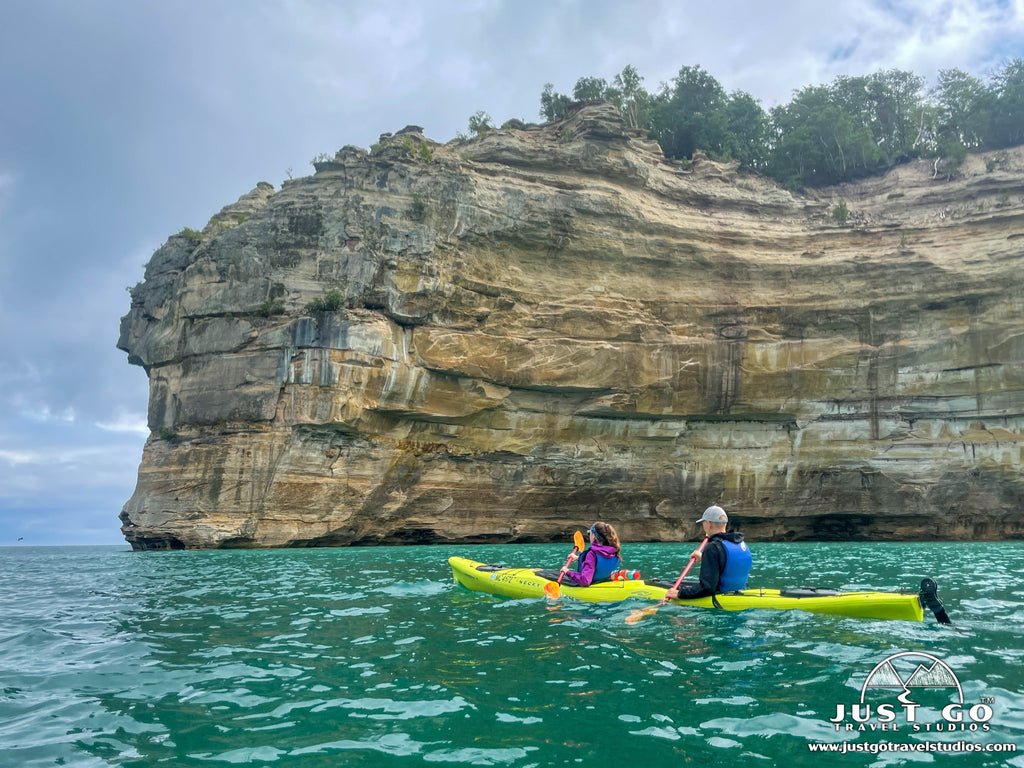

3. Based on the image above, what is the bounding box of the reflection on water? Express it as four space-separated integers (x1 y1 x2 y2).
0 542 1021 766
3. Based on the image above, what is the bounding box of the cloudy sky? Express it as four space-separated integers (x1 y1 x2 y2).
1 0 1021 546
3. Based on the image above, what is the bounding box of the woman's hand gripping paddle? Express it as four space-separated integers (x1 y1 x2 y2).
544 530 586 598
625 537 709 624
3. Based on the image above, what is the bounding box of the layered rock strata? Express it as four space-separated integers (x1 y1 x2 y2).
118 103 1024 548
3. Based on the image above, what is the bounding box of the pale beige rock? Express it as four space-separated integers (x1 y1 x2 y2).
118 103 1024 548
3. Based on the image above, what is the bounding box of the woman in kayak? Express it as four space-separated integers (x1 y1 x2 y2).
562 522 622 586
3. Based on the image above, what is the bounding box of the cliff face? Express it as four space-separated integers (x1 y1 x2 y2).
118 103 1024 549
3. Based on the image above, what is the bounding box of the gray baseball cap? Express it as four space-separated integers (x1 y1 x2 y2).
696 505 728 523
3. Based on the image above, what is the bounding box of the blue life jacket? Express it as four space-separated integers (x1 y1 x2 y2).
718 539 752 592
574 548 621 582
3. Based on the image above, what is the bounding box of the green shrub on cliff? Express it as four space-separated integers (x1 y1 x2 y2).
178 227 203 245
305 290 345 313
256 298 285 317
409 195 429 222
832 199 849 225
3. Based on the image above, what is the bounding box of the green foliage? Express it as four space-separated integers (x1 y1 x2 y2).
649 65 730 161
541 66 651 129
155 426 177 441
939 139 968 168
305 290 345 313
935 68 992 150
610 65 647 128
866 70 925 160
366 134 433 161
723 90 768 169
256 298 285 317
236 214 248 224
991 58 1024 147
572 76 608 101
467 111 494 136
540 83 572 122
532 58 1024 189
178 227 203 244
832 199 849 225
768 84 887 187
409 195 429 222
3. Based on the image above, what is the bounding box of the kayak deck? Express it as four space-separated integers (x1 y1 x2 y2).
449 558 668 603
448 556 939 622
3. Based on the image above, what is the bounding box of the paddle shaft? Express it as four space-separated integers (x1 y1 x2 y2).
545 530 587 598
623 538 710 624
555 549 578 584
660 537 708 604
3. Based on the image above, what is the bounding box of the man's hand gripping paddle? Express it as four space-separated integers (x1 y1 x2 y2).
625 537 709 624
544 530 586 598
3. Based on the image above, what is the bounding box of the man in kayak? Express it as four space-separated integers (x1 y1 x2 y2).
665 505 751 599
563 522 622 586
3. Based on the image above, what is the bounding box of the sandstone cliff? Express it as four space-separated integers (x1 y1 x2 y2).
118 103 1024 549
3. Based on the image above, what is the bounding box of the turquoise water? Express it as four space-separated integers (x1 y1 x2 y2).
1 542 1022 767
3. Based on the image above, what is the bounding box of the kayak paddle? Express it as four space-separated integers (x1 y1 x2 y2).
544 530 586 598
625 537 709 624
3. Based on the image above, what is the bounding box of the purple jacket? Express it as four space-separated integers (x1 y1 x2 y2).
562 543 621 586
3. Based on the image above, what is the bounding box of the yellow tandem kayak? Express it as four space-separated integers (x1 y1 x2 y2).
448 556 950 623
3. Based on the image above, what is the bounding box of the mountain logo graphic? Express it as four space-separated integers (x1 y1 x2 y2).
830 651 993 732
861 651 963 705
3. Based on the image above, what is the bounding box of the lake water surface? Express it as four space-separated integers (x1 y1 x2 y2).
1 542 1021 766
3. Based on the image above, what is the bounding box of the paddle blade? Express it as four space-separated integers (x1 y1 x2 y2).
545 531 582 599
625 604 659 625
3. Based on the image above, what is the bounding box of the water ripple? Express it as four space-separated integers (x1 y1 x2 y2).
1 543 1022 767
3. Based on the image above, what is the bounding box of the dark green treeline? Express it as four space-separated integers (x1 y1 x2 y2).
475 61 1024 190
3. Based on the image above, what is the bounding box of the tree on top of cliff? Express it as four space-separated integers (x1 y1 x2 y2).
534 58 1024 189
768 83 888 187
540 65 651 130
648 65 731 162
991 58 1024 148
467 111 494 137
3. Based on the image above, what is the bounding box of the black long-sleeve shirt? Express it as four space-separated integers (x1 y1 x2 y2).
674 531 748 599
